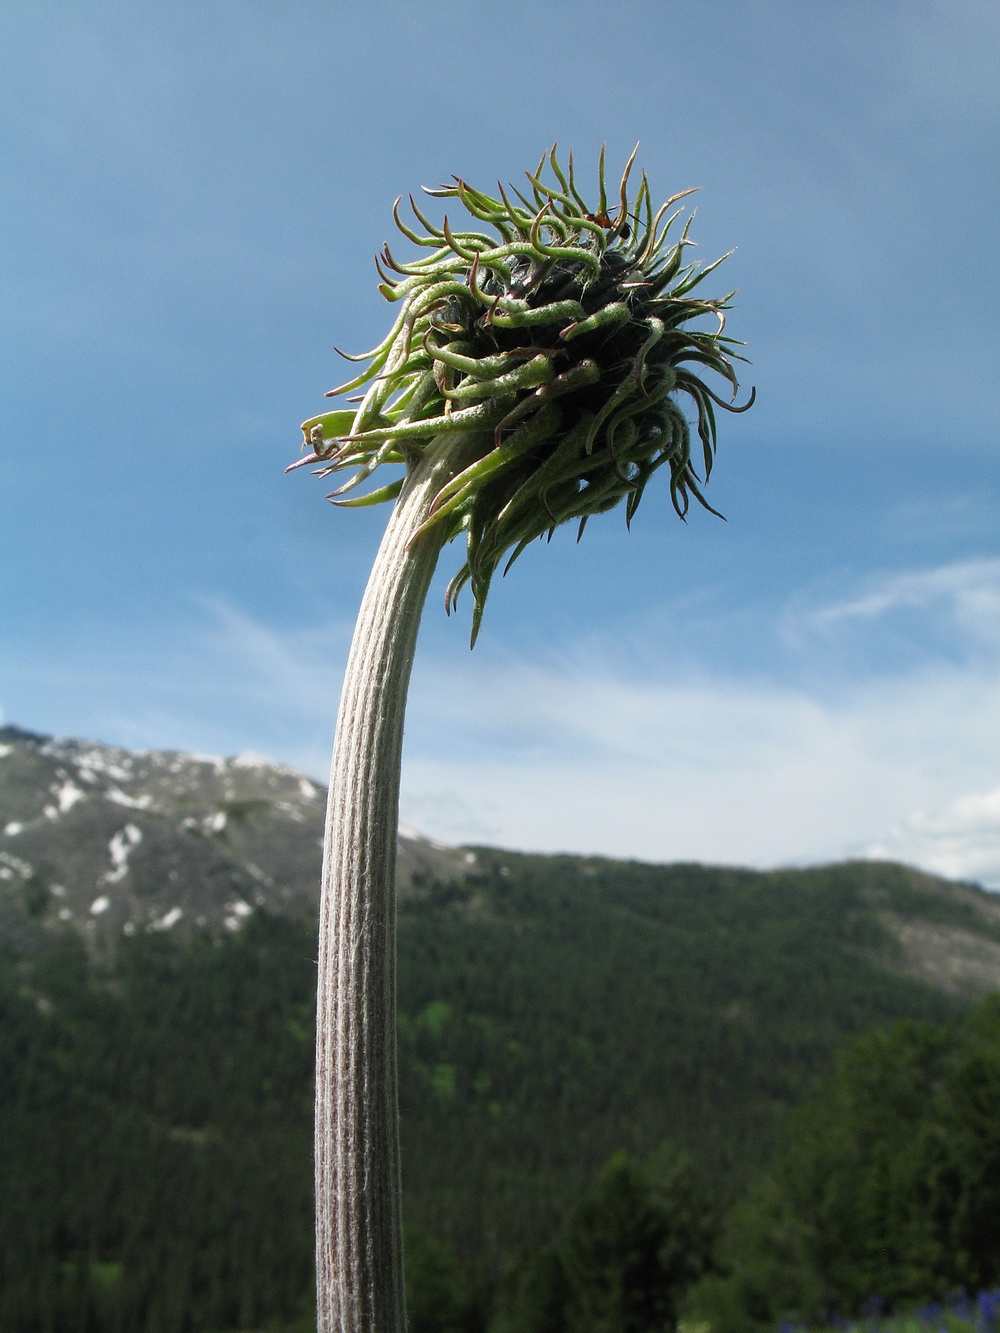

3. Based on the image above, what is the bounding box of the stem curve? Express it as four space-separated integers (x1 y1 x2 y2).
314 431 484 1333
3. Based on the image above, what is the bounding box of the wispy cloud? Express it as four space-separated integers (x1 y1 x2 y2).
867 784 1000 890
399 651 1000 882
0 597 353 778
6 561 998 887
395 559 1000 882
806 558 1000 645
190 595 347 714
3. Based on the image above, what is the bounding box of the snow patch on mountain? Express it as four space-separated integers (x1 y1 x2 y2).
104 824 143 883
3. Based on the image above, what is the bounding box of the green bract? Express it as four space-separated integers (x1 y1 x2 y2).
294 146 754 642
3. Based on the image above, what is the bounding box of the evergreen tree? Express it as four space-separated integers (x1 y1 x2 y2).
405 1226 493 1333
561 1151 714 1333
501 1149 715 1333
694 996 1000 1330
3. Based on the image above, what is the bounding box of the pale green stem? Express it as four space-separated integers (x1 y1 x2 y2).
314 431 485 1333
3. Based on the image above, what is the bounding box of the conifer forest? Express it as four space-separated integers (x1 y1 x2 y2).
4 836 1000 1332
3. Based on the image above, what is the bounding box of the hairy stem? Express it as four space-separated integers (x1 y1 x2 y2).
314 431 485 1333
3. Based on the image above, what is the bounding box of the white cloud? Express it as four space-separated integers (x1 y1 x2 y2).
806 558 1000 646
867 784 1000 891
0 595 349 779
8 560 999 888
397 558 1000 880
191 595 349 713
399 652 1000 880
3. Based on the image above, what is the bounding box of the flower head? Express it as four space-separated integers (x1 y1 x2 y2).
294 146 753 642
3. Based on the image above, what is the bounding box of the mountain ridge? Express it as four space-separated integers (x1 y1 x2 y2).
0 723 471 951
3 723 1000 1005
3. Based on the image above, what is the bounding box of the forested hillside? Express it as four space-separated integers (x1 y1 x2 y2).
3 726 1000 1331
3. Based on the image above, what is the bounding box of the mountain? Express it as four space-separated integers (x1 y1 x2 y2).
0 723 469 951
4 724 1000 1331
4 723 1000 994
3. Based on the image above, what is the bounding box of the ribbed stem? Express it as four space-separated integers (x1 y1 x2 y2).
314 431 484 1333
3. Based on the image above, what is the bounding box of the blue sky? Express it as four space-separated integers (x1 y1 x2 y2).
3 0 999 884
